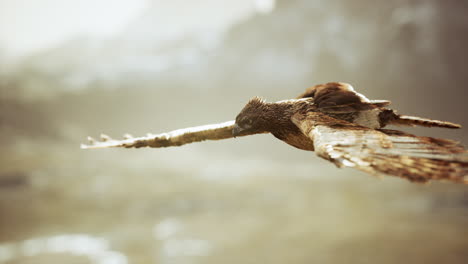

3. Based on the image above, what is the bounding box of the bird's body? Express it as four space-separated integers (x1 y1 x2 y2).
82 82 468 184
233 98 374 151
233 82 459 152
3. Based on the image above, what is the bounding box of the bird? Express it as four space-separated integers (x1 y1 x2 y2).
81 82 468 184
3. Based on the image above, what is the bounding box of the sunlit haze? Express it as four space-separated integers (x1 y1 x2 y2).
0 0 274 60
1 1 468 263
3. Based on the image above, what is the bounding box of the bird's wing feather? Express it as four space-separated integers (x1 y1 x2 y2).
81 120 262 149
297 82 390 113
292 112 468 183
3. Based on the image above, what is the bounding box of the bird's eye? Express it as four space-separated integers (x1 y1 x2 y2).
247 119 253 125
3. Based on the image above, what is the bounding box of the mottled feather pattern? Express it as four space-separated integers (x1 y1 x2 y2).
293 110 468 183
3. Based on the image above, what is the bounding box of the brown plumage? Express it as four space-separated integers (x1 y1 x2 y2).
232 82 466 183
82 82 467 184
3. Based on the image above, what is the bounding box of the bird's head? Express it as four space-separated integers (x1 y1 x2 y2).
233 96 270 136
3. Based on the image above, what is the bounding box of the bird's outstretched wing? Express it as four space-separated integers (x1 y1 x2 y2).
292 112 468 183
81 121 261 149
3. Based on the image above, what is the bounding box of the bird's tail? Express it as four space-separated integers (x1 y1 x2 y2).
393 115 461 129
382 109 462 129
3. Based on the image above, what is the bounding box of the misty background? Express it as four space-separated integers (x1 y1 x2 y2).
1 0 468 263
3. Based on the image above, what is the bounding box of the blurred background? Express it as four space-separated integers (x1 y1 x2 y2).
1 0 468 263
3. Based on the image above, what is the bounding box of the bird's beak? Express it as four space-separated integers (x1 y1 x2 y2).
232 124 243 137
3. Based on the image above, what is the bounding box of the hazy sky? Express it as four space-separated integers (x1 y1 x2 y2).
0 0 275 60
0 0 146 57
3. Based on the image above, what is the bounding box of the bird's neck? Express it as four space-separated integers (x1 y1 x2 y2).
261 101 298 132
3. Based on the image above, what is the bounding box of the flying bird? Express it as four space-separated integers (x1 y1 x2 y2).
82 82 468 184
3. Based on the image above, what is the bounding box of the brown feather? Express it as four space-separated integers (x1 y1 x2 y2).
392 115 461 129
292 111 468 183
297 82 390 113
